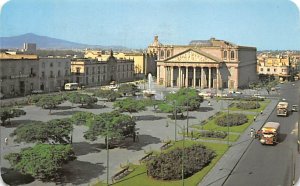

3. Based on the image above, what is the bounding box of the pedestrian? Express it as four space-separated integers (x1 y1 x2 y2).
4 137 8 146
253 116 256 122
191 131 194 140
103 102 106 108
250 128 255 138
260 111 263 115
136 132 139 142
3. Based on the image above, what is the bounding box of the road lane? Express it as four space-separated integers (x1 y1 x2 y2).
224 81 300 186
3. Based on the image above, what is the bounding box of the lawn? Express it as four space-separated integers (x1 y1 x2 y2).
228 99 271 112
199 113 255 133
179 130 240 142
94 141 228 186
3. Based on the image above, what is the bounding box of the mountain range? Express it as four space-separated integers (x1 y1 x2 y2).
0 33 128 50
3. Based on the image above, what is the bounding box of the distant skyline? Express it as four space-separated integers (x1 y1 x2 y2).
1 0 300 50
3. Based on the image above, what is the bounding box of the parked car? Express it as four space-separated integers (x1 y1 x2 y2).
292 105 298 112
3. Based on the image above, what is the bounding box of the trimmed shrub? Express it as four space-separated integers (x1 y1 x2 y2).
147 144 216 180
215 113 248 127
198 131 227 139
236 101 260 110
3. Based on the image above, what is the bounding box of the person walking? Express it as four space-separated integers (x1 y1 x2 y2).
250 128 255 138
4 137 8 146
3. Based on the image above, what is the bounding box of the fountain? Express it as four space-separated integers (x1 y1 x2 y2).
143 73 156 97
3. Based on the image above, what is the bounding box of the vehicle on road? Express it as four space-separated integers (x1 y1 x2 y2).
292 105 298 112
253 94 266 99
260 122 280 145
277 101 289 116
64 83 79 90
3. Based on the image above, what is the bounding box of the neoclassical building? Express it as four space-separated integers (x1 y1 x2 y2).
148 36 258 90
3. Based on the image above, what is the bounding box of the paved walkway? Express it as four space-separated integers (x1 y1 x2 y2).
199 98 279 186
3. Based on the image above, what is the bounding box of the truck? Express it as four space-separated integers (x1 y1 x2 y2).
259 122 280 145
276 101 288 116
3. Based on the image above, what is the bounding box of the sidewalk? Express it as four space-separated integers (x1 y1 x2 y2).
199 98 279 186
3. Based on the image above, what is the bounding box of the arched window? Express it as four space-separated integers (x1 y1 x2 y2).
160 50 164 58
230 51 235 59
167 50 171 58
223 51 227 59
57 70 61 77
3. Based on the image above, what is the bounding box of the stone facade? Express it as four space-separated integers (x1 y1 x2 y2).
71 52 134 87
148 36 257 90
0 54 39 97
38 58 72 92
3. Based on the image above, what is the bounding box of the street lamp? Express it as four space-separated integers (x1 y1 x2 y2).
227 100 230 147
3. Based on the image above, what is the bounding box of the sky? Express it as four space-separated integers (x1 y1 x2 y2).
0 0 300 50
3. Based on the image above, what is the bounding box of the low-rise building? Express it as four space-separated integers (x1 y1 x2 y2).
71 51 134 87
0 52 39 97
38 57 72 92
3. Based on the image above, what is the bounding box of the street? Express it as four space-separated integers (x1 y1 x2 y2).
223 81 300 186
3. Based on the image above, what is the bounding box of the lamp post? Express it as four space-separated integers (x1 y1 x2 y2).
227 100 230 147
174 100 177 142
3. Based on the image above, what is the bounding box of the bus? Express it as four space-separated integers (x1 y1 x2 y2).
64 83 79 90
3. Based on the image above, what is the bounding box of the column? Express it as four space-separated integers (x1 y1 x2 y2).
164 66 167 87
216 67 220 90
157 65 160 84
178 67 181 87
185 67 188 87
171 66 174 87
201 67 205 89
193 67 196 88
208 67 211 88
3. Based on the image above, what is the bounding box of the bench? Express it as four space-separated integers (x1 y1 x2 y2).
160 141 172 151
111 166 130 183
139 152 153 164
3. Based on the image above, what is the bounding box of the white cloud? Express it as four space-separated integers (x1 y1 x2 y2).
291 0 300 19
0 0 9 13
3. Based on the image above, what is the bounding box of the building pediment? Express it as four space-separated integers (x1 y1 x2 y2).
165 49 220 63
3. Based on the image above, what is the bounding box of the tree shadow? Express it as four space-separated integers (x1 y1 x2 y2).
1 167 35 186
2 119 40 128
57 160 105 185
52 110 81 116
167 115 196 120
136 115 165 121
52 106 74 110
79 104 105 109
72 142 102 156
118 134 161 151
197 107 214 112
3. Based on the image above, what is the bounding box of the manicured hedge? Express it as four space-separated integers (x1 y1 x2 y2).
198 131 227 139
215 113 248 127
147 144 215 180
236 101 260 109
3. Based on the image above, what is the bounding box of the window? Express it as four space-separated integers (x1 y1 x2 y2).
42 62 45 68
230 51 235 59
86 77 89 84
260 68 263 72
274 69 277 72
50 71 54 78
98 75 100 82
41 71 45 78
57 70 61 77
65 69 68 76
160 50 164 58
98 66 100 73
50 63 53 67
167 50 171 58
76 67 80 73
58 62 61 67
267 68 270 72
92 76 94 83
92 67 95 74
86 67 89 75
223 51 227 59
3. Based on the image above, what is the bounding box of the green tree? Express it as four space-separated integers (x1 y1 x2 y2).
11 119 73 144
93 89 120 102
158 88 203 118
66 93 97 107
70 111 95 126
84 111 136 145
36 95 64 114
0 108 26 125
113 98 146 115
4 144 75 180
118 83 139 96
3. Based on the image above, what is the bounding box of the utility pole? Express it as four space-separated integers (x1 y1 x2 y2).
186 100 189 135
174 101 177 142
